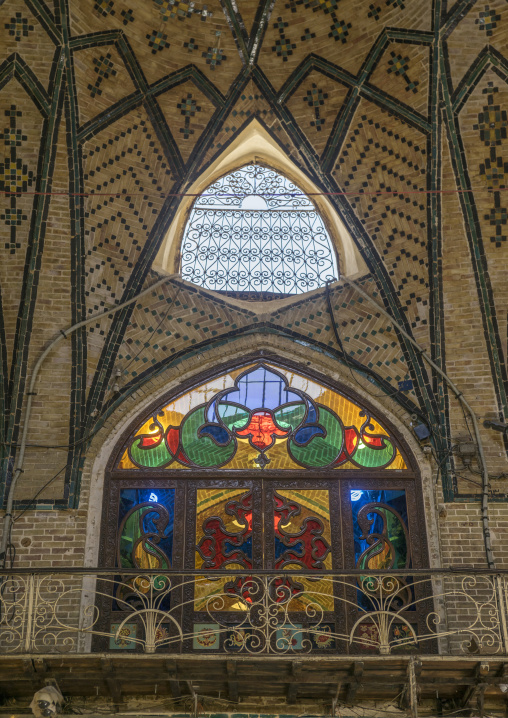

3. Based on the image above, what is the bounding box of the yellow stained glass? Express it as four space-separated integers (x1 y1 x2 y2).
195 488 252 611
118 361 409 472
275 489 333 612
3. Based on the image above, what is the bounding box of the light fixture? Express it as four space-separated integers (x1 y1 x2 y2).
483 419 508 434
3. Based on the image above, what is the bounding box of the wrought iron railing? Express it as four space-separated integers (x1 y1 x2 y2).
0 569 507 656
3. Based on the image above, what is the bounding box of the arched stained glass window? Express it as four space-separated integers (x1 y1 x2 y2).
98 362 431 656
117 363 407 471
180 165 339 298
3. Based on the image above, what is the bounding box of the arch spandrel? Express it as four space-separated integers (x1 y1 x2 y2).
114 362 409 472
153 120 368 285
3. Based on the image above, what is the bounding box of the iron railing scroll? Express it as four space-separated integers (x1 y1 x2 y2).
0 569 507 656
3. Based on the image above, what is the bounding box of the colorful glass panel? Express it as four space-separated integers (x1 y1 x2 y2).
351 489 409 571
118 363 407 472
195 488 252 611
351 489 412 611
114 489 175 613
117 489 175 570
273 489 333 611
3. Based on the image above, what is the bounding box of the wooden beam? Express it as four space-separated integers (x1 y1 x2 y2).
287 661 302 705
227 660 239 703
33 658 48 676
346 661 364 703
461 662 489 716
100 658 123 712
165 660 181 699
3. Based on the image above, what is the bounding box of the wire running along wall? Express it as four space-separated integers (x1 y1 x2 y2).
180 165 339 296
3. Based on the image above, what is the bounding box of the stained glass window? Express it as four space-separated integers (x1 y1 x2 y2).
102 363 428 654
117 363 408 472
180 165 338 297
118 488 175 570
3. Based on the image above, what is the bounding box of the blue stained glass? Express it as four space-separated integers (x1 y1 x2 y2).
206 399 217 423
351 489 408 568
224 367 301 411
293 425 325 445
224 535 253 560
274 536 304 562
351 489 412 612
200 424 231 445
118 488 175 568
306 404 318 423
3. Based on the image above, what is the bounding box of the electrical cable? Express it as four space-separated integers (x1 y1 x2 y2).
122 282 183 375
0 186 506 198
340 276 495 569
325 281 402 400
12 464 69 523
326 279 457 487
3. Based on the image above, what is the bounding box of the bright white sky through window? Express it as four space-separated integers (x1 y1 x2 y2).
180 165 339 297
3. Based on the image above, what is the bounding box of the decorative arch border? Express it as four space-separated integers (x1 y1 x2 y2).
153 119 368 297
107 354 419 477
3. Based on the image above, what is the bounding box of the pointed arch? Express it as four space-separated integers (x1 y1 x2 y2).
153 120 367 285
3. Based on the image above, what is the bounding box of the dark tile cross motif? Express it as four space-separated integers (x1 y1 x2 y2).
328 12 352 43
202 46 227 69
5 12 34 40
272 17 297 61
0 106 32 254
121 8 134 24
475 5 501 36
387 51 419 94
88 53 117 98
475 85 508 247
147 30 170 54
94 0 115 17
154 0 212 22
177 93 202 139
304 84 329 132
485 193 507 247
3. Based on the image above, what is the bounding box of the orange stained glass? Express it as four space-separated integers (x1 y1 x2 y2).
118 361 409 472
195 488 252 611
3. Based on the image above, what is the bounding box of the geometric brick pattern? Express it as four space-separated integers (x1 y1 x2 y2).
82 110 172 357
334 100 429 338
117 280 412 398
2 0 508 521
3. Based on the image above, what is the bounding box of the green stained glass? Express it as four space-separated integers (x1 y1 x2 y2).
181 406 236 467
129 436 173 468
353 439 395 468
289 406 343 467
274 403 306 430
218 402 250 430
119 362 408 471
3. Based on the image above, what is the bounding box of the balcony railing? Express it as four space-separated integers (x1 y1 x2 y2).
1 569 507 656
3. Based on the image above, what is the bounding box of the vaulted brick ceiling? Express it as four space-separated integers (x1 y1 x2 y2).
1 0 508 505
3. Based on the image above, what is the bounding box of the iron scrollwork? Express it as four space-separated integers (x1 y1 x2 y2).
180 165 338 296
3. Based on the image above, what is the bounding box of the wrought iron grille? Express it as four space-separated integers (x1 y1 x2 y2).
180 165 339 297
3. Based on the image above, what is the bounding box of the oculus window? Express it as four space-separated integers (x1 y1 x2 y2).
180 165 339 299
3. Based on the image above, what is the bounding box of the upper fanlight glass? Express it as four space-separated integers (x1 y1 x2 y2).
180 165 339 297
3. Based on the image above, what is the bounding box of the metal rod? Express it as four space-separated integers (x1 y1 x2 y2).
0 274 178 568
340 276 495 569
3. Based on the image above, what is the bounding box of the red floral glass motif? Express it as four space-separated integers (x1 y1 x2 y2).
236 411 289 451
